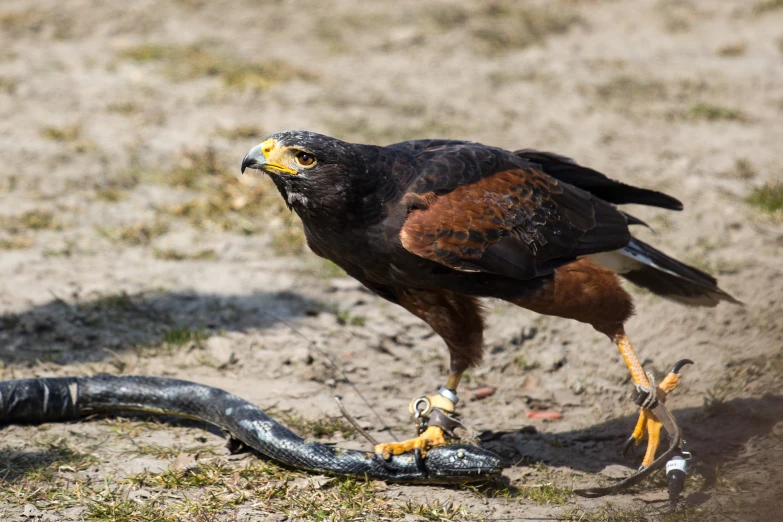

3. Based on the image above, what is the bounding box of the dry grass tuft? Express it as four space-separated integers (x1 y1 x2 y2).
153 248 216 261
717 42 747 57
0 436 98 511
94 188 126 202
561 503 709 521
120 43 313 92
704 351 783 413
161 326 208 347
560 505 650 521
77 291 136 314
0 8 74 39
155 148 305 249
40 124 95 152
98 221 169 246
595 76 667 104
724 158 757 180
475 6 581 54
93 167 142 202
17 210 56 230
318 260 347 279
1 210 61 233
754 0 783 13
686 103 744 122
428 4 583 55
107 101 143 114
403 499 471 520
215 124 265 140
124 459 468 520
518 483 573 505
465 476 572 506
270 213 307 255
592 76 744 122
40 124 81 142
270 409 356 439
0 235 35 250
746 181 783 216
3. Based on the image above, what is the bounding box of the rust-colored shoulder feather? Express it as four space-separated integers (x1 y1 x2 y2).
399 167 630 281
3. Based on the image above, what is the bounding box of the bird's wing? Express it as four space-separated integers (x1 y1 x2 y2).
398 145 632 281
513 149 683 210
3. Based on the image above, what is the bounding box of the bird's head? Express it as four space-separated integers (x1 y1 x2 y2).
241 130 369 215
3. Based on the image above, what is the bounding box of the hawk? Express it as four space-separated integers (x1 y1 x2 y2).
241 131 737 470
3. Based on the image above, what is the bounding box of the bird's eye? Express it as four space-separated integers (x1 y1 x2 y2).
295 151 316 167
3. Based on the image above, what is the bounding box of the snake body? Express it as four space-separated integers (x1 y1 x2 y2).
0 375 502 484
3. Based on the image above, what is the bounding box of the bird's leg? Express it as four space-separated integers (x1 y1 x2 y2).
374 371 463 460
615 331 690 467
445 371 462 391
374 289 483 463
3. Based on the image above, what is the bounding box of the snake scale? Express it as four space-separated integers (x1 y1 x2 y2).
0 375 503 484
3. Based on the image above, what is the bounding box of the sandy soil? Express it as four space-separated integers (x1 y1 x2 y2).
1 0 782 520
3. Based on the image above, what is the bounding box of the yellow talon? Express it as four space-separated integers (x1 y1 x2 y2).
629 407 648 445
625 367 686 467
615 333 692 468
374 425 448 460
641 413 663 467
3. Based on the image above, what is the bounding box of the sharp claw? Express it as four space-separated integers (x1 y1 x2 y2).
414 448 427 473
374 452 398 472
621 435 637 457
671 359 694 374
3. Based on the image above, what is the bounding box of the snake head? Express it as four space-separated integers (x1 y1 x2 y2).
425 444 504 482
375 444 504 484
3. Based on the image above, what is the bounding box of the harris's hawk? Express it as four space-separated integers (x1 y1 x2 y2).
241 131 738 470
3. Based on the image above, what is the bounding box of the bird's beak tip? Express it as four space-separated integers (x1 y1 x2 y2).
241 148 264 175
240 153 250 175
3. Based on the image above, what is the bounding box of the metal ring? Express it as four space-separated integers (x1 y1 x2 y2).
437 386 458 405
411 397 431 417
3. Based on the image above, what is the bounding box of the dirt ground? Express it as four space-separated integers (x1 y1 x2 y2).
1 0 782 520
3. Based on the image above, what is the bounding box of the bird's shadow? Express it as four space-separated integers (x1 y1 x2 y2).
478 394 783 505
0 289 321 365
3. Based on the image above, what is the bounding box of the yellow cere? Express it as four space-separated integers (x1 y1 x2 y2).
259 139 298 175
259 139 277 159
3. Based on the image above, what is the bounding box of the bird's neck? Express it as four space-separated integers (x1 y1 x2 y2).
284 170 404 229
289 181 389 228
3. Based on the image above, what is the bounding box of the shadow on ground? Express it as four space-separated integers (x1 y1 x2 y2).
482 394 783 506
1 391 779 491
0 448 82 482
0 290 320 365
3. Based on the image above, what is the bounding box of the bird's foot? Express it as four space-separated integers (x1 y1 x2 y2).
374 388 464 468
622 359 693 467
576 359 692 499
374 425 449 462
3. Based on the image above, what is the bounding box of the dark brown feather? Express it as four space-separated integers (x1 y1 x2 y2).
513 149 683 211
512 257 635 335
395 288 486 371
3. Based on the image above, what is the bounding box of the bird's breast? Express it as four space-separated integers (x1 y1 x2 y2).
301 218 403 278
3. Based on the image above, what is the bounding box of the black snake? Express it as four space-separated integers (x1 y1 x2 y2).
0 375 502 484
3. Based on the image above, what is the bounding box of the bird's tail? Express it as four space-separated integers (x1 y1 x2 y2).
590 237 740 307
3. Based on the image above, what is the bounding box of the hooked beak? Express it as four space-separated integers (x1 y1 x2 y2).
241 139 298 176
241 143 268 174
